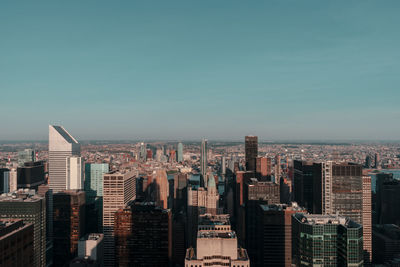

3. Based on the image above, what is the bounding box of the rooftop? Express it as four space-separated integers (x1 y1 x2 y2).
197 231 236 239
294 213 360 228
260 202 305 212
0 189 43 202
198 214 230 226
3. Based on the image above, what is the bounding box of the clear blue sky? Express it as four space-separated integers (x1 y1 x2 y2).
1 1 399 141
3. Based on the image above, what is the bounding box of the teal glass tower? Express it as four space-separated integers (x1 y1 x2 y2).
84 163 109 231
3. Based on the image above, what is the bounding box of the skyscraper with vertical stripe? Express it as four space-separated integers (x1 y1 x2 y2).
48 125 80 193
200 139 208 187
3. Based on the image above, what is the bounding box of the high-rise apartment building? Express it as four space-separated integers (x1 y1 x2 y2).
245 136 258 172
66 156 84 190
363 175 372 265
114 201 171 267
49 125 80 193
103 170 136 267
53 190 86 266
255 203 306 267
200 139 208 186
292 213 363 267
0 219 34 267
0 189 46 267
185 214 250 267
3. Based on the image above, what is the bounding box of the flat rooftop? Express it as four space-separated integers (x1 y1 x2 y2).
294 213 360 228
198 214 230 226
197 231 236 239
0 189 42 203
260 202 304 212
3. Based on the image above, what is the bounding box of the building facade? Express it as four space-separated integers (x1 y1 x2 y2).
245 136 258 172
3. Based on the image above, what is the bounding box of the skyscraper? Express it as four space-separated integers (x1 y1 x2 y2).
362 175 372 265
177 142 183 162
255 203 306 267
49 125 80 193
84 163 109 232
200 138 208 186
103 170 136 267
66 156 84 190
292 213 363 267
114 201 171 266
53 190 86 266
0 190 46 267
245 136 258 172
17 161 45 190
185 214 250 267
274 154 281 179
154 169 169 209
0 219 34 266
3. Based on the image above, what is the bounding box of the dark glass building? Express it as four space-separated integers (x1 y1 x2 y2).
17 161 45 190
245 136 258 172
114 201 171 267
292 213 363 267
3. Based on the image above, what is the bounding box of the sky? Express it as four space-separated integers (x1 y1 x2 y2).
1 0 399 141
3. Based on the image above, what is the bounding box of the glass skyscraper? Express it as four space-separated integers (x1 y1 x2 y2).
177 142 183 162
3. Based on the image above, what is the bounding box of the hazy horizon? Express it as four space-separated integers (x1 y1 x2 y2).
1 1 399 140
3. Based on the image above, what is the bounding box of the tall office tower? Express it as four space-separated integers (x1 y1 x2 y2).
315 162 363 224
365 155 372 168
292 213 364 267
153 169 169 209
17 161 45 190
376 173 400 225
66 156 84 190
256 157 271 179
49 125 80 193
146 149 153 161
0 190 46 267
374 153 380 169
245 136 258 172
255 203 306 267
103 170 136 267
293 160 315 213
200 138 208 186
9 168 17 192
372 224 400 264
76 233 104 265
84 163 109 232
244 178 280 262
114 201 171 267
0 168 10 193
173 172 187 212
362 175 372 266
206 175 219 215
18 148 35 167
139 142 146 161
274 154 281 179
185 214 250 267
221 156 226 175
187 187 207 246
37 185 54 267
0 219 34 266
177 142 184 162
53 190 86 266
172 212 186 266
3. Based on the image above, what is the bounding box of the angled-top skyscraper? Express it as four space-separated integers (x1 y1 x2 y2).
49 125 80 193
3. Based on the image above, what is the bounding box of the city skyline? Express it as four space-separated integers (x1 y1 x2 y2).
1 0 400 141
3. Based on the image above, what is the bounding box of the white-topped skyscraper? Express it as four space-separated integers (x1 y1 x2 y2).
49 125 80 193
177 142 184 162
